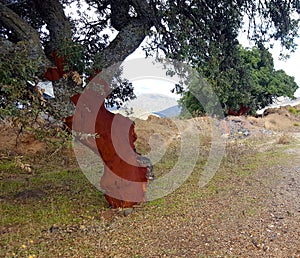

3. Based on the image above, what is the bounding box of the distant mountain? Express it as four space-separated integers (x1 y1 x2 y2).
125 93 178 113
109 93 181 119
112 108 160 120
154 105 181 118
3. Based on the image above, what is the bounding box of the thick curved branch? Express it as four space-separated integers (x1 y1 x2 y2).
0 2 50 69
130 0 156 21
110 0 131 30
95 0 155 69
110 0 155 31
33 0 72 54
0 2 39 42
94 18 151 69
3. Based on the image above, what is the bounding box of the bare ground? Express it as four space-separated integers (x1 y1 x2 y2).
91 135 300 257
1 110 300 257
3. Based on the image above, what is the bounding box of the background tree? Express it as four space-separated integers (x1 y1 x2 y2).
1 0 300 119
239 45 298 112
180 44 298 116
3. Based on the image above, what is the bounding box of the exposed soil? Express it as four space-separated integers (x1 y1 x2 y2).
0 123 45 155
1 106 300 257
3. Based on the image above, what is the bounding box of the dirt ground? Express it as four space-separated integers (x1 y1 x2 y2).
0 124 45 155
1 106 300 257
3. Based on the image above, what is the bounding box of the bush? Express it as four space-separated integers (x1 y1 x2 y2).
0 41 45 126
277 134 294 144
288 107 300 115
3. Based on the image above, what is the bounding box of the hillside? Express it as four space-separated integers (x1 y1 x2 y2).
113 93 181 119
1 106 300 257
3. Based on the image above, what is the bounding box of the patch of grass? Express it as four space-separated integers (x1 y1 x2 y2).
288 106 300 115
2 190 104 227
244 207 257 217
0 178 27 197
147 198 166 207
0 159 16 170
1 159 106 257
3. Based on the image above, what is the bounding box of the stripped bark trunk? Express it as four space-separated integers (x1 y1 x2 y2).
0 0 155 117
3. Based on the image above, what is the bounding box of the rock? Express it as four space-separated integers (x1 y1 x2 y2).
123 208 134 216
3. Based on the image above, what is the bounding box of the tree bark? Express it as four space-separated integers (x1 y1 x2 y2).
33 0 72 56
65 88 150 208
94 18 150 69
0 2 40 42
94 0 154 69
0 2 50 70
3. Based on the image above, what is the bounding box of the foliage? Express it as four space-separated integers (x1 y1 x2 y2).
239 45 297 110
56 41 86 74
0 41 44 122
1 0 300 120
180 45 298 116
288 106 300 115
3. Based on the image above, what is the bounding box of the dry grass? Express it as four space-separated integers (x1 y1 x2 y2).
277 133 294 144
1 118 299 257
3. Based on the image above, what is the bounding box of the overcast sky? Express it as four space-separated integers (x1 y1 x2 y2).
126 31 300 99
273 48 300 97
67 3 300 99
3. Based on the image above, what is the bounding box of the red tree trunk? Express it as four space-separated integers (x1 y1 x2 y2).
65 87 149 208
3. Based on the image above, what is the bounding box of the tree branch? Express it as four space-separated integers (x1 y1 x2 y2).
94 0 155 69
0 2 38 42
94 18 150 69
0 2 50 69
33 0 72 55
110 0 131 31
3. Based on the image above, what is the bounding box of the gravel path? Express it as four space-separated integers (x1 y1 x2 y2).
211 134 300 257
265 134 300 256
88 134 300 257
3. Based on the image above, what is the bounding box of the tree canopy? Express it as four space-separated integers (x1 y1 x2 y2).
180 45 299 116
1 0 300 119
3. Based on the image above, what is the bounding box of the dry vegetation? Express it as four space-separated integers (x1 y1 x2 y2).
1 107 300 257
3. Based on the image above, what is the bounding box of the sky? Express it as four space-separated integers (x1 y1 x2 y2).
125 31 300 99
66 3 300 99
273 48 300 97
122 54 182 100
